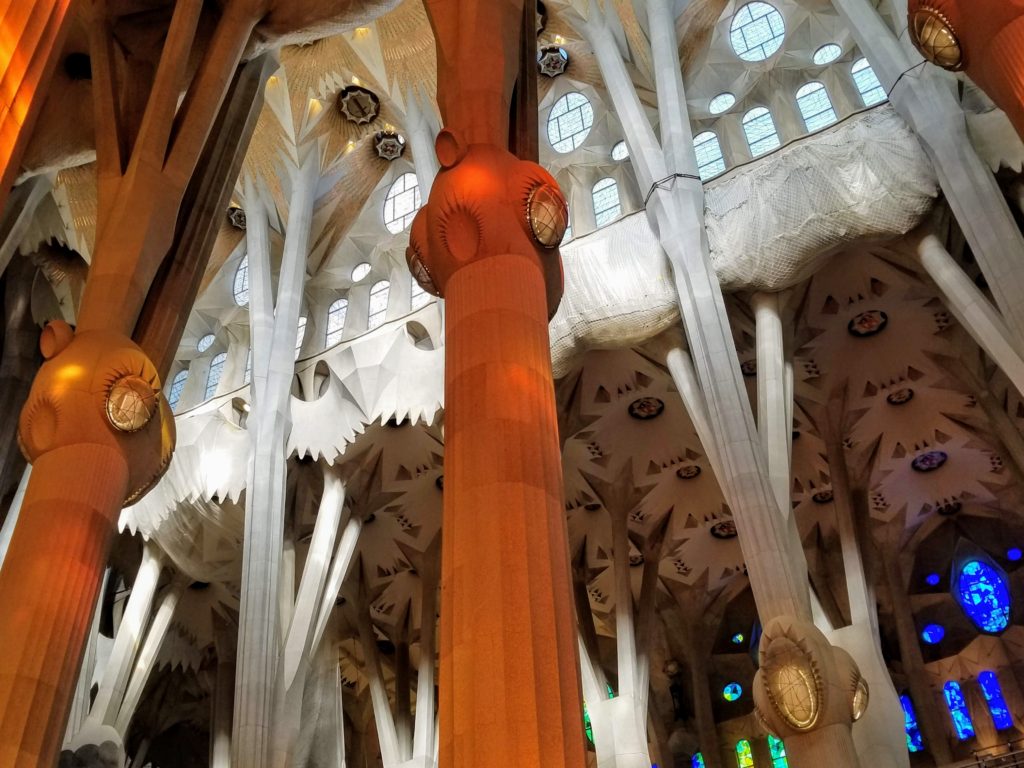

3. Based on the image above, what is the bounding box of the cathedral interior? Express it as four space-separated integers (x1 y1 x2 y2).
4 0 1024 767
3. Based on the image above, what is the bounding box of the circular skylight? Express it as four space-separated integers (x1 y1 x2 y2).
197 334 215 353
547 92 594 154
730 2 785 62
611 141 629 161
709 92 736 115
352 262 372 282
813 43 842 65
382 172 421 234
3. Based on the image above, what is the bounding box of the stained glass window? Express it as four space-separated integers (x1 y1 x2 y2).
944 681 976 740
813 43 842 65
795 82 837 132
411 280 430 310
768 735 788 768
979 671 1013 730
955 559 1011 633
197 334 215 353
901 694 924 752
723 682 743 701
692 753 706 768
326 299 348 346
368 280 391 329
295 317 307 360
592 178 621 227
583 701 594 746
736 739 754 768
694 132 726 180
383 173 421 234
730 2 785 62
547 92 595 153
611 141 629 161
233 256 249 306
168 369 188 413
710 93 736 114
743 108 781 157
921 624 945 644
205 353 226 400
852 59 886 107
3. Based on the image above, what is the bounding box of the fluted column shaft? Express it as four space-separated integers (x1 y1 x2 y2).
0 445 127 767
439 253 583 767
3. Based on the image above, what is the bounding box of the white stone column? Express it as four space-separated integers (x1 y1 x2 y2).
115 578 186 737
233 149 320 768
830 0 1024 345
917 232 1024 393
88 542 164 728
64 568 108 746
357 592 400 768
212 616 236 768
0 466 30 571
752 292 792 514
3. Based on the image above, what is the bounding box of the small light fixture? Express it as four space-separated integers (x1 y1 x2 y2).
337 84 381 125
537 46 569 77
374 130 407 161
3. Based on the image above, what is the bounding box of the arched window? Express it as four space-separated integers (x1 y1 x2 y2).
692 753 706 768
168 369 188 413
735 739 755 768
795 82 837 132
295 317 307 359
852 58 886 106
592 178 621 227
326 299 348 346
743 107 781 157
383 173 421 234
900 694 924 752
244 349 252 385
547 92 595 153
197 334 215 353
205 353 226 400
694 131 726 180
768 735 788 768
611 141 629 161
411 280 430 311
979 671 1013 730
943 681 976 741
730 2 785 62
955 559 1011 633
233 256 249 306
368 280 390 329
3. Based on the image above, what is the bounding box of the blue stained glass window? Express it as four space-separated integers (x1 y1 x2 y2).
732 632 746 645
921 624 945 644
956 559 1011 633
768 735 788 767
944 681 976 740
925 572 941 586
1008 547 1022 562
901 694 924 752
979 671 1013 730
736 739 754 768
723 682 743 701
692 753 706 768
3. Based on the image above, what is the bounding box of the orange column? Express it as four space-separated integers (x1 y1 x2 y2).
909 0 1024 139
0 445 127 767
440 252 584 766
0 0 76 214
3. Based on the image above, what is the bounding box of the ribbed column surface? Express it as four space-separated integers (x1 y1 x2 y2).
439 253 585 768
0 444 128 767
986 18 1024 141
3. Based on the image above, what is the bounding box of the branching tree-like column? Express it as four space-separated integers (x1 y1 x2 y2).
406 2 584 765
0 3 272 763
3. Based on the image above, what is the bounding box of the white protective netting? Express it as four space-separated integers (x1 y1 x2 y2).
705 105 939 290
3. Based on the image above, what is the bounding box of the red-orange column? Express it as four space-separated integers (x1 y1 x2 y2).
0 444 128 768
440 252 584 768
0 0 77 214
980 14 1024 139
